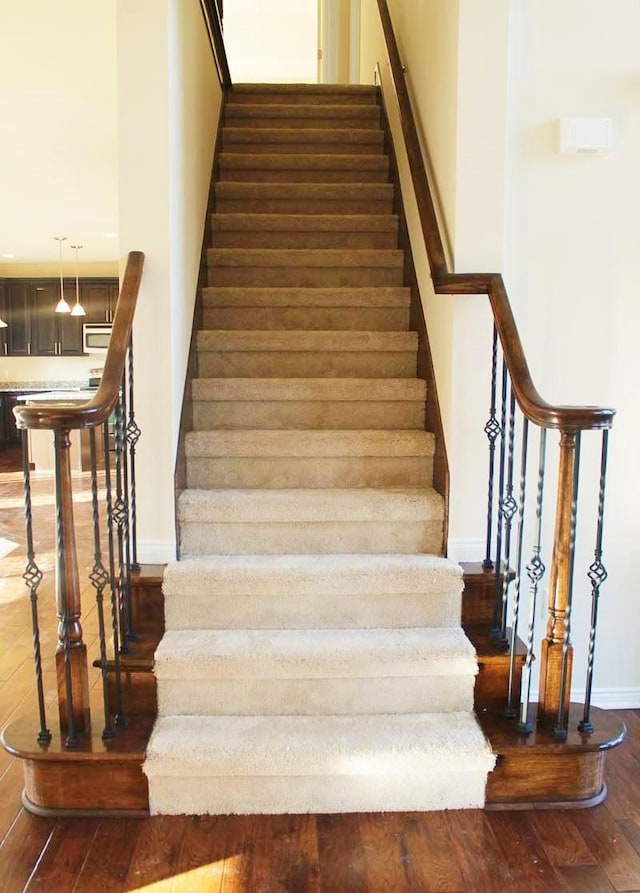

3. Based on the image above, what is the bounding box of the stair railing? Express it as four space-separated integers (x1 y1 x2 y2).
13 251 144 748
200 0 232 89
376 0 614 739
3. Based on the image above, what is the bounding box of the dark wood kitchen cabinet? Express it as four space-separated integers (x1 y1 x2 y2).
31 284 83 356
1 277 117 356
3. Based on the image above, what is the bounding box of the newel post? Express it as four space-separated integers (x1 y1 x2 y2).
537 430 581 735
53 428 90 742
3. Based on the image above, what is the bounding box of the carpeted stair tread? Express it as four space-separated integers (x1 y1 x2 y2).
145 711 495 778
207 247 403 268
225 104 381 129
196 330 417 352
210 214 398 234
177 487 443 523
214 182 393 201
163 553 461 596
227 84 380 104
218 154 389 176
191 377 424 401
221 128 385 154
202 286 408 307
184 429 435 457
154 627 476 681
161 554 463 632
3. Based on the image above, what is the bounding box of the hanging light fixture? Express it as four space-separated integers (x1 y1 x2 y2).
0 317 7 329
70 244 86 316
54 236 70 313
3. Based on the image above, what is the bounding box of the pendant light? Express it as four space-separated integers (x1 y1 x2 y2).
70 244 86 316
54 236 70 313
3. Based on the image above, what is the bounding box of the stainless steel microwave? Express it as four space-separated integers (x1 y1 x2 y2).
83 323 112 354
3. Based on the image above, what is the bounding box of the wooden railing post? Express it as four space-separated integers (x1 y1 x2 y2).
537 431 580 730
54 428 90 738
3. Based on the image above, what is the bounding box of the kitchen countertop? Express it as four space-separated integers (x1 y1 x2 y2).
17 390 98 403
0 380 88 393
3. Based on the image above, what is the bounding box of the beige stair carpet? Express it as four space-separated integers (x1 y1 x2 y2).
144 82 495 815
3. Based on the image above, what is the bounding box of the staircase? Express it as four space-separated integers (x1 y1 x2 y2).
143 84 495 815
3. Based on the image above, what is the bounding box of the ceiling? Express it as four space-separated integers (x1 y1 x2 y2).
0 1 119 276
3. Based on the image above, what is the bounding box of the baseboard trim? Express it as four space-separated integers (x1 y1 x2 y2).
529 687 640 710
448 538 485 563
137 541 176 564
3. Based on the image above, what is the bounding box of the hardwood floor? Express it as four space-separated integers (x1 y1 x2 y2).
1 447 640 892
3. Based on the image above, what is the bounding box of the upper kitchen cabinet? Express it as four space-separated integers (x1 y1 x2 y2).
83 280 119 323
0 280 7 356
5 281 33 356
1 277 117 356
31 284 83 356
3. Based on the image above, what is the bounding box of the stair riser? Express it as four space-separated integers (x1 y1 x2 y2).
221 136 385 155
179 520 443 555
148 772 488 815
211 230 398 249
227 90 379 106
197 351 417 378
207 266 403 287
218 168 389 184
185 455 434 490
158 676 474 717
202 308 409 330
214 198 393 215
224 119 381 133
164 591 460 630
192 400 425 430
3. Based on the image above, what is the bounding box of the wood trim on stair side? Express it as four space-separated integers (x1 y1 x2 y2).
378 92 450 555
174 102 228 543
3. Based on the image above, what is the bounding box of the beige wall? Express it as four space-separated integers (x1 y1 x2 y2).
360 0 639 702
0 1 118 269
117 0 223 562
505 0 640 702
224 0 318 83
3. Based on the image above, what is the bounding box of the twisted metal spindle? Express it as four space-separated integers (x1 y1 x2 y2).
518 428 547 734
103 420 127 726
505 417 529 718
554 431 582 741
483 324 501 571
491 359 509 639
126 336 141 571
88 428 115 739
579 430 609 734
497 388 518 644
112 391 132 648
53 430 78 749
21 430 51 744
118 370 135 641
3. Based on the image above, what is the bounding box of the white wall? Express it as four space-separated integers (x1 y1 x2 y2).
117 0 223 563
0 1 119 269
360 0 640 704
223 0 318 83
505 0 640 704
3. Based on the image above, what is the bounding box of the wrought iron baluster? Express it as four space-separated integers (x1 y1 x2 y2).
518 427 547 734
126 335 141 571
53 430 78 749
483 324 501 571
21 430 51 744
112 389 132 647
579 430 609 734
103 420 127 726
505 417 529 718
498 388 518 644
88 428 115 739
118 371 135 641
554 431 582 741
491 359 509 639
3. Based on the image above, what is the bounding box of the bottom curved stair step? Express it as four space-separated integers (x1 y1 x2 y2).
144 711 496 815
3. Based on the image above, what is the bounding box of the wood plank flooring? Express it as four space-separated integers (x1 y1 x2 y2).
1 446 640 892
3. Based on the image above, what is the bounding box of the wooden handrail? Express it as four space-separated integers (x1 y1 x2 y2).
200 0 232 90
376 0 615 433
14 251 145 433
